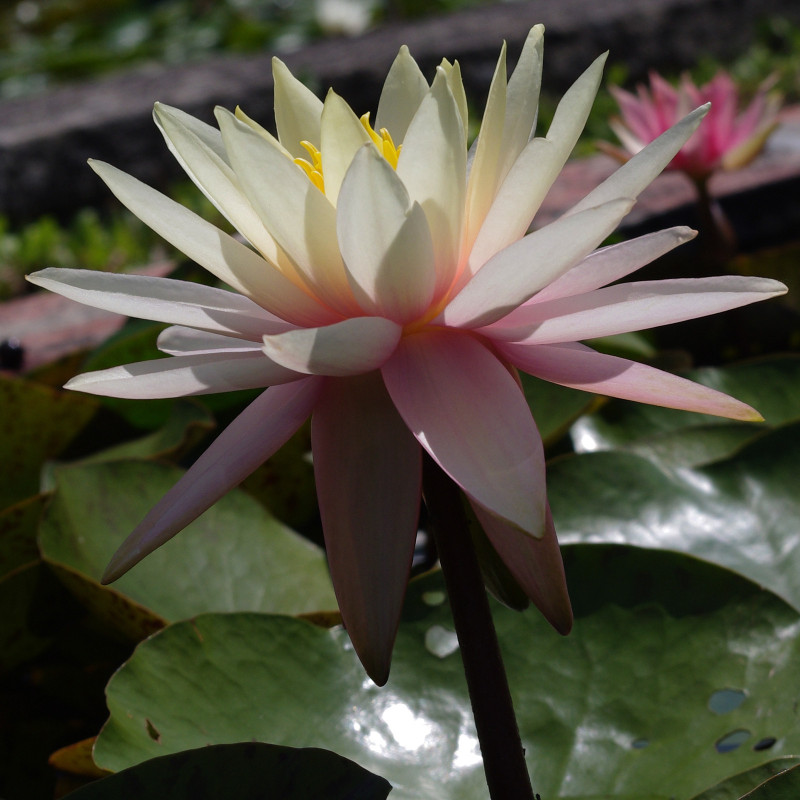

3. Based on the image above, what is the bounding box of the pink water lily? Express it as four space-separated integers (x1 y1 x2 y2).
28 27 786 684
604 69 780 179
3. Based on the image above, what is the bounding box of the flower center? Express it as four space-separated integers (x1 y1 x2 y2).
293 114 402 192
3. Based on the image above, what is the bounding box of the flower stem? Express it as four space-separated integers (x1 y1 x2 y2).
422 454 536 800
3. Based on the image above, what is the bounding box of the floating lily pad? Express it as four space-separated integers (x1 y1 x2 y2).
570 355 800 466
64 743 391 799
94 560 800 800
691 758 800 800
0 375 97 509
738 764 800 800
38 460 337 637
0 494 45 578
549 421 800 612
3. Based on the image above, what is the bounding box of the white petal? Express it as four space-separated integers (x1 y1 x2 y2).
88 160 334 327
337 145 435 321
272 57 323 156
442 198 634 329
65 352 300 398
216 108 360 316
396 69 466 298
495 277 788 344
465 53 607 277
153 103 292 271
262 316 402 376
530 226 697 303
157 327 265 355
375 45 429 144
27 268 290 340
568 104 709 215
320 90 371 205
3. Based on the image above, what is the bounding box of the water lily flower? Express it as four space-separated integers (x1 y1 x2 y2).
28 27 786 684
603 69 781 180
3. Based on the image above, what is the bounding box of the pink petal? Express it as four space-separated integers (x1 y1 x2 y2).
381 328 546 536
489 276 787 344
470 499 572 634
262 316 402 376
65 352 301 399
157 327 265 355
498 341 763 420
312 373 422 685
102 378 323 582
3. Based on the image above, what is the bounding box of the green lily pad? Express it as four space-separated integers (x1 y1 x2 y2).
64 743 391 800
549 420 800 612
691 759 800 800
740 764 800 800
519 372 598 447
94 560 800 800
0 375 97 509
38 460 337 636
570 355 800 466
0 494 45 579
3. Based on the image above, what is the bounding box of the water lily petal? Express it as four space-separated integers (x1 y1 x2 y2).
443 198 634 329
154 103 294 272
470 499 573 634
102 378 323 583
262 316 402 376
492 276 788 344
498 341 763 420
569 104 709 214
499 24 544 173
65 352 300 398
216 107 360 316
375 45 429 143
382 328 546 536
272 57 323 156
320 90 372 204
529 226 696 304
312 373 421 685
88 160 333 327
26 268 292 340
337 145 436 321
157 327 264 355
465 53 607 276
396 69 466 297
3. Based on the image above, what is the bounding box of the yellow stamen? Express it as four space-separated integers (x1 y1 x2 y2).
293 140 325 192
360 113 402 169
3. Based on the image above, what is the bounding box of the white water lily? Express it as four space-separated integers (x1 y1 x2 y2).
28 26 786 684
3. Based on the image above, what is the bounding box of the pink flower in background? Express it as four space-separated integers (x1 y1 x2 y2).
605 70 780 180
28 28 786 684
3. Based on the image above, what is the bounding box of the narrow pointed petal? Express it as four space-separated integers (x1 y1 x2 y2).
466 53 607 276
272 57 323 156
157 327 264 355
216 108 360 316
320 90 371 204
492 276 787 344
337 146 436 321
375 45 429 143
102 378 322 583
499 24 544 172
27 268 292 340
262 316 401 377
154 103 292 271
88 160 334 327
65 352 300 399
382 329 546 536
464 43 507 250
530 226 696 304
498 341 764 420
471 499 572 634
569 104 709 215
396 70 466 297
313 373 421 685
443 198 634 329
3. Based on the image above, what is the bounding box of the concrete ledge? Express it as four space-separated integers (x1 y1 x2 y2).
2 0 800 220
